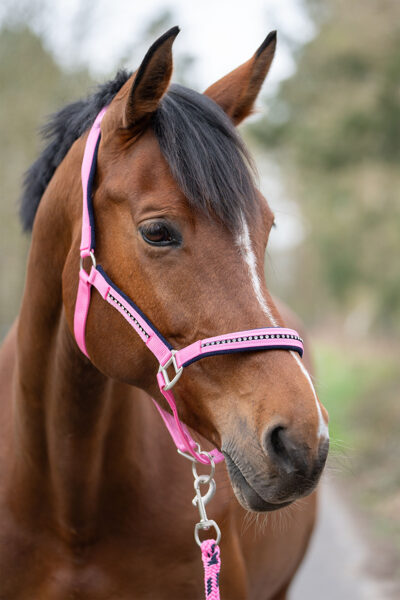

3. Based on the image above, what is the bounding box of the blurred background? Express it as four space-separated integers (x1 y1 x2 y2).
0 0 399 596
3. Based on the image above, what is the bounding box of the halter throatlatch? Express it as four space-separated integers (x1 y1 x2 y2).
73 107 305 597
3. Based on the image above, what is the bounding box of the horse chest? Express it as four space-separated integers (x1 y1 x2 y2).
0 527 206 600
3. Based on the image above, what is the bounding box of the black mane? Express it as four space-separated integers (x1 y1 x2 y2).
20 72 257 232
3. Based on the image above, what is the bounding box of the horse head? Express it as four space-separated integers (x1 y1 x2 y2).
56 27 329 512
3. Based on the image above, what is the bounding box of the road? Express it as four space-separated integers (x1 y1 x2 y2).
291 476 396 599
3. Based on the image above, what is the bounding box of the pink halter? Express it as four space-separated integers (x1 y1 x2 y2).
73 107 304 464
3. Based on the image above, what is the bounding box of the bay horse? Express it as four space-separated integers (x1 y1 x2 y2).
0 27 329 599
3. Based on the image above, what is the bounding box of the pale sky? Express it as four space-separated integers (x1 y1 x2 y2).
15 0 315 94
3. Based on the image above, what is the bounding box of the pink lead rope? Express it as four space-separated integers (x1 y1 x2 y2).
201 540 221 600
73 107 305 597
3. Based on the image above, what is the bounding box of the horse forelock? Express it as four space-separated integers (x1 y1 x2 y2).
20 74 259 234
153 85 259 232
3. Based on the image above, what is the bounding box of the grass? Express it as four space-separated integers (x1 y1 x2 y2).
313 336 400 577
313 340 398 447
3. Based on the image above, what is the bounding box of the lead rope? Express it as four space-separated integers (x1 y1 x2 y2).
181 446 222 599
201 540 221 600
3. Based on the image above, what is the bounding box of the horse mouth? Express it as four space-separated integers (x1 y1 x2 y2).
223 452 293 512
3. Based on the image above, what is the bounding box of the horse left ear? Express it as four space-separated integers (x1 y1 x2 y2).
123 26 180 130
204 31 277 125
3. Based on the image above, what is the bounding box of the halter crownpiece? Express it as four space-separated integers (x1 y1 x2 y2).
73 107 304 465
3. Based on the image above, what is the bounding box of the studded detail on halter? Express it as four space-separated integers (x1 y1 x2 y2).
201 334 303 347
109 293 150 340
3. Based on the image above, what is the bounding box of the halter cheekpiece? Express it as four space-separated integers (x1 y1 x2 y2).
73 107 304 465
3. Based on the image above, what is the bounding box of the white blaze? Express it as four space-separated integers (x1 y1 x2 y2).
236 216 277 326
236 214 329 441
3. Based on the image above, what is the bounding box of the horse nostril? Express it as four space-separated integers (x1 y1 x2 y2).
264 425 306 474
268 426 291 471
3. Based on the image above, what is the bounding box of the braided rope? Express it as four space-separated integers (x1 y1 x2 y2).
201 539 221 599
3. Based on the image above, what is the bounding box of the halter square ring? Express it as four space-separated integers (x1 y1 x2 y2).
158 350 183 391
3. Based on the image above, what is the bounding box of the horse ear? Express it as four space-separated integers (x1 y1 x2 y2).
204 31 277 125
123 26 180 129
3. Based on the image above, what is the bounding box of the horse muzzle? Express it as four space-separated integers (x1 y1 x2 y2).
223 434 329 512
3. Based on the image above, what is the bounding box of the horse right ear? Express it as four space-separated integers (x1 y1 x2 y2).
204 31 277 125
123 26 179 130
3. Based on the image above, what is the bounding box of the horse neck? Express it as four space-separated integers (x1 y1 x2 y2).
11 165 156 543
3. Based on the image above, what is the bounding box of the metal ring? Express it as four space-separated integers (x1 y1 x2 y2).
194 520 221 547
79 251 96 271
192 451 215 484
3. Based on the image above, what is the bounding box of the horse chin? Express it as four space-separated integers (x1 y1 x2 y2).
234 485 294 513
223 452 291 512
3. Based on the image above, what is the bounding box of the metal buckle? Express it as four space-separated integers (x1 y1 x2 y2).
158 350 183 391
177 442 201 462
177 444 215 466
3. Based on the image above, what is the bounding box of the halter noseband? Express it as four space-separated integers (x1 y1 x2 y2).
73 108 304 464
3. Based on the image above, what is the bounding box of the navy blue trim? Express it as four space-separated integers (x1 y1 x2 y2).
87 135 101 251
182 344 303 368
96 265 173 350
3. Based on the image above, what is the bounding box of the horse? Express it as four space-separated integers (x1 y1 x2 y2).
0 27 329 599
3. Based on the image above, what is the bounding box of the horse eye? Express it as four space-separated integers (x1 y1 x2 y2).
139 222 181 247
